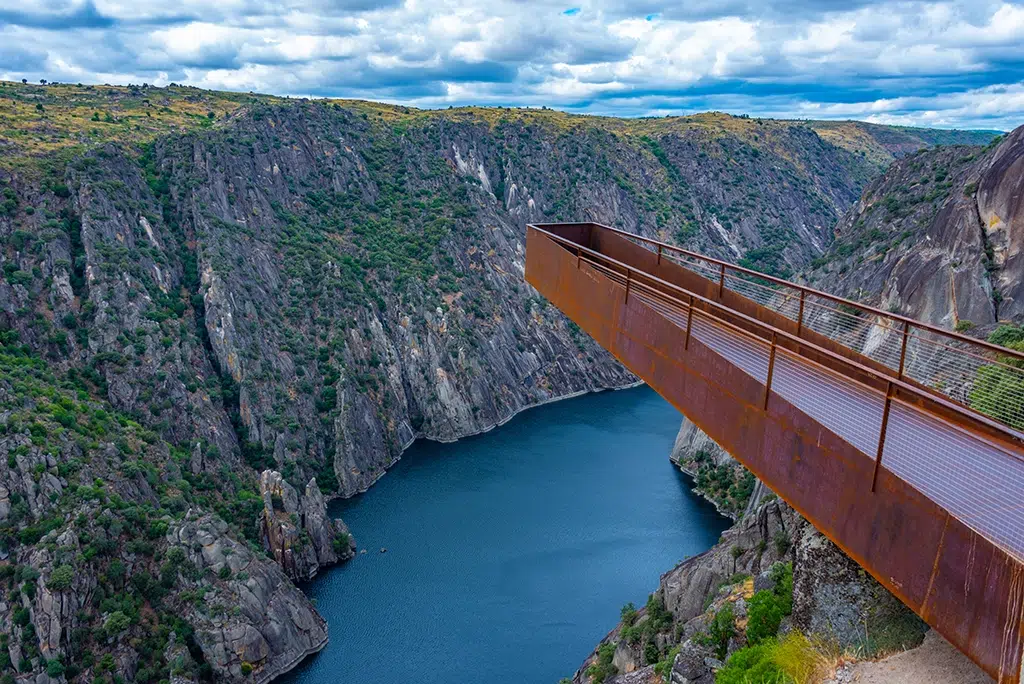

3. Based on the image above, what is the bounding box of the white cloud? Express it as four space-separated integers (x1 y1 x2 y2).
0 0 1021 129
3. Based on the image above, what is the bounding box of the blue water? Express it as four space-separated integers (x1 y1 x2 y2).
281 386 728 684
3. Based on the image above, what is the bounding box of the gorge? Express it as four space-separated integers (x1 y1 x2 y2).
0 80 1009 683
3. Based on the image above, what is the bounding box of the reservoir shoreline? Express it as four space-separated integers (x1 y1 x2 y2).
281 386 729 684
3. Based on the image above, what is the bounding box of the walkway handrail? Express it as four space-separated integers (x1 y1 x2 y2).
527 222 1024 684
532 222 1024 365
529 224 1024 455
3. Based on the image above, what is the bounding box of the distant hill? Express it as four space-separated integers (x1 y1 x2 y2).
808 120 1001 165
0 80 1000 171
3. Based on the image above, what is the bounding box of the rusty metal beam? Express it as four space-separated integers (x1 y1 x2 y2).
525 224 1024 684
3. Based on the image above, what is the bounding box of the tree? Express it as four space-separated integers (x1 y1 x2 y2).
104 610 131 636
971 329 1024 430
46 565 74 591
746 590 785 645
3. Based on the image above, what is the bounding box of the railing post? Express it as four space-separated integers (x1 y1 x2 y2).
797 290 806 336
718 263 726 299
685 294 694 350
625 268 631 304
764 331 777 411
657 244 662 265
872 381 894 493
576 245 581 269
897 322 910 379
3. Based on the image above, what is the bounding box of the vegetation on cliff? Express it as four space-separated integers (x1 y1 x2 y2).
0 79 997 683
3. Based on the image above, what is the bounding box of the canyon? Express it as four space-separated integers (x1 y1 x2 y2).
0 79 1006 683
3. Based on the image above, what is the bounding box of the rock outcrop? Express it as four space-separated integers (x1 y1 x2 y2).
791 522 924 648
258 470 355 581
571 499 799 683
171 513 330 683
806 127 1024 328
669 418 756 520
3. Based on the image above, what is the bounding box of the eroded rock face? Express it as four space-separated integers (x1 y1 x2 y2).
660 500 798 622
807 127 1024 328
670 417 731 469
171 513 330 683
977 127 1024 319
669 642 717 684
669 418 768 520
571 499 799 683
571 497 924 684
791 523 924 649
258 470 355 581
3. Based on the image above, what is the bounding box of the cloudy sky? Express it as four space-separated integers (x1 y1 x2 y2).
1 0 1022 130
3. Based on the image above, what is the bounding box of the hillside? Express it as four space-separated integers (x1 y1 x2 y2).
805 126 1023 329
807 120 1000 166
0 80 998 684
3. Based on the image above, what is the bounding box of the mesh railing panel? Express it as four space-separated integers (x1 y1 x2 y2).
568 232 1024 561
652 237 1024 436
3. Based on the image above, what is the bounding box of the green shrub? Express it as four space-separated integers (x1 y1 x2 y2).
715 641 786 684
104 610 131 636
653 645 680 680
971 339 1024 429
585 643 617 683
620 602 639 626
332 533 352 554
696 603 735 660
746 591 785 645
46 564 74 591
988 325 1024 348
768 562 794 614
747 562 794 645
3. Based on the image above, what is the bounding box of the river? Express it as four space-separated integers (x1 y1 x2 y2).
280 386 729 683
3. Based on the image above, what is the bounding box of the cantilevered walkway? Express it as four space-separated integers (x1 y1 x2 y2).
526 222 1024 683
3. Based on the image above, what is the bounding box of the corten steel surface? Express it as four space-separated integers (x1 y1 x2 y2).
525 222 1024 683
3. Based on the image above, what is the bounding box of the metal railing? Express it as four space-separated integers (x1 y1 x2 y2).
531 223 1024 560
542 223 1024 443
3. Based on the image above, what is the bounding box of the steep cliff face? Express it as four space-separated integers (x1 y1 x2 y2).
258 470 354 582
0 81 997 683
570 498 928 684
0 336 329 684
0 97 903 505
805 126 1024 327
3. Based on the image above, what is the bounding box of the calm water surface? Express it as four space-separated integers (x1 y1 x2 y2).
281 386 728 684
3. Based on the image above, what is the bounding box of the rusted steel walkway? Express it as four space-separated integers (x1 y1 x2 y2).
525 222 1024 684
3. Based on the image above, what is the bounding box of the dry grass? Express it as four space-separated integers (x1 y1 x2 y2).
0 80 268 170
774 632 857 684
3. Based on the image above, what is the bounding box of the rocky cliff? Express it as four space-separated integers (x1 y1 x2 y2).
258 470 354 582
569 497 927 684
0 336 332 683
0 80 999 683
805 126 1024 327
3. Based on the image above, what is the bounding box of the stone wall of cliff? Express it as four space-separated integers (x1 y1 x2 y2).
0 85 992 683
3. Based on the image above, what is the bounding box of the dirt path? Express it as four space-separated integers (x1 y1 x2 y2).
844 631 991 684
